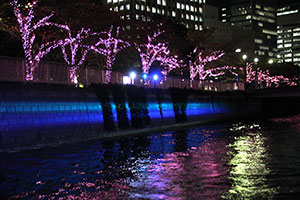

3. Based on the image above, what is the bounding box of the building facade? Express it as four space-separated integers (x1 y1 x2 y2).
102 0 205 31
219 0 277 62
277 2 300 66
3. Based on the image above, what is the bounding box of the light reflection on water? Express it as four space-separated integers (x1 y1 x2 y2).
224 123 278 199
1 119 300 199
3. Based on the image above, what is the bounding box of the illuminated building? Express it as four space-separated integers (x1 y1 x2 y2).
101 0 205 31
219 0 277 61
277 1 300 66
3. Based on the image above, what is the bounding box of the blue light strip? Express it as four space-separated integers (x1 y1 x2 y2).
0 100 231 133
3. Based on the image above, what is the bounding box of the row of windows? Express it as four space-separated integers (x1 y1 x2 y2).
176 3 200 12
278 58 300 63
278 37 300 44
107 0 205 6
255 10 275 18
278 28 300 33
255 4 275 12
277 9 298 16
111 4 203 21
277 33 300 39
252 15 276 23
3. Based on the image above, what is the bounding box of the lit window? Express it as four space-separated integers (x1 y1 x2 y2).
294 58 300 62
172 11 176 17
285 53 292 57
141 5 145 11
255 39 263 44
152 7 156 13
186 14 189 20
136 4 140 10
263 29 277 35
162 0 166 6
294 32 300 37
284 43 292 47
191 6 194 12
177 3 180 9
126 4 130 10
107 0 112 3
157 0 161 5
293 28 300 32
186 5 190 11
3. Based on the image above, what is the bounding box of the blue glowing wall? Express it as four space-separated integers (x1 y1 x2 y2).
0 83 256 151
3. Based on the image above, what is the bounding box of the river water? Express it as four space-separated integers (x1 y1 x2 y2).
1 116 300 200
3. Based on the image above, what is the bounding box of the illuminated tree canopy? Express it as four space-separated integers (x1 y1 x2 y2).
9 0 68 80
90 26 130 83
135 29 184 82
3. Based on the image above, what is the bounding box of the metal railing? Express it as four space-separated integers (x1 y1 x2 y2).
0 56 244 91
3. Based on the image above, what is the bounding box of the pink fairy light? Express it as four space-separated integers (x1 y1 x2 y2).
10 0 68 81
135 30 183 82
135 30 166 75
59 27 94 84
246 63 298 88
189 48 228 82
90 26 130 83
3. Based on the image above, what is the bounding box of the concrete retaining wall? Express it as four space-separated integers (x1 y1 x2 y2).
0 82 260 152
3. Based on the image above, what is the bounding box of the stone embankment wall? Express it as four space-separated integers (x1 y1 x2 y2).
0 82 260 152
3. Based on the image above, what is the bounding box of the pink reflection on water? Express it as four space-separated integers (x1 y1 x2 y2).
12 178 130 200
128 139 230 199
271 114 300 131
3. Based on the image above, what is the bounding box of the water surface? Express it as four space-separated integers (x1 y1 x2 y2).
1 117 300 199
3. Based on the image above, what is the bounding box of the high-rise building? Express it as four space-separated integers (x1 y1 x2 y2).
101 0 205 31
277 1 300 66
219 0 277 62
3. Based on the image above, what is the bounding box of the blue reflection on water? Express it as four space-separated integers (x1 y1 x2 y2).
0 124 227 199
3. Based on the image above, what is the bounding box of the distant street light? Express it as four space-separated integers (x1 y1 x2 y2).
153 74 159 81
242 54 247 90
153 74 159 88
253 58 259 89
235 48 242 53
142 73 148 79
268 59 274 64
130 72 136 84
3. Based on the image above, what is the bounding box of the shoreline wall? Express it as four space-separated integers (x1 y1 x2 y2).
0 82 259 152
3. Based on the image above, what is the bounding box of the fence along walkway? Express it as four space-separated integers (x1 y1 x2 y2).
0 56 244 91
